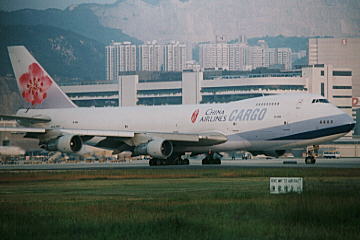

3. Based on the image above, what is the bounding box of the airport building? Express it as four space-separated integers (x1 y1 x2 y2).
308 38 360 96
308 38 360 124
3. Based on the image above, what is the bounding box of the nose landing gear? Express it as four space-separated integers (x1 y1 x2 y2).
305 155 316 164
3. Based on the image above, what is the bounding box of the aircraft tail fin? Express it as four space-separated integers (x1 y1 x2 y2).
8 46 77 109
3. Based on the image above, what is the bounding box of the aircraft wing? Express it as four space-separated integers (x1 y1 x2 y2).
61 129 227 145
147 132 227 145
60 129 135 138
0 126 227 146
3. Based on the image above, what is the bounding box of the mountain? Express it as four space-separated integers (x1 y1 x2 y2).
0 25 105 81
0 76 23 114
247 36 309 52
0 7 142 81
0 7 141 45
84 0 360 42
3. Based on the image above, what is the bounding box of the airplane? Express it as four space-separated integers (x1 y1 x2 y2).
0 46 355 165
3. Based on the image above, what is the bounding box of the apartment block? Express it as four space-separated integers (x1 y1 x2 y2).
138 41 163 71
163 41 187 72
199 42 291 71
106 42 136 81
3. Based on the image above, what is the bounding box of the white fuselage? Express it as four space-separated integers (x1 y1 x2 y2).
17 94 354 154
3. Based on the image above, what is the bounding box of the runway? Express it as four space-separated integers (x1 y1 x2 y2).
1 157 360 170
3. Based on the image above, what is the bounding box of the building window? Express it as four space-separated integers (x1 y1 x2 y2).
201 85 305 93
321 83 325 97
67 91 118 98
137 96 182 105
137 89 182 95
333 86 352 89
321 70 324 76
333 71 352 76
333 96 352 98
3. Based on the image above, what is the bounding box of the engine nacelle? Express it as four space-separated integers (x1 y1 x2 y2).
134 139 173 159
46 135 83 153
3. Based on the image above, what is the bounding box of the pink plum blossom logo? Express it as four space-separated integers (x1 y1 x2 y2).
19 63 52 105
191 109 199 123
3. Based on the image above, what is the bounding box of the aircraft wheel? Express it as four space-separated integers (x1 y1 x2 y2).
183 158 190 165
149 159 155 166
305 156 316 164
153 158 162 166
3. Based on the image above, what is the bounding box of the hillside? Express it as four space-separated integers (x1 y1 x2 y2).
247 36 309 52
0 76 23 114
0 25 105 81
0 7 141 45
86 0 360 42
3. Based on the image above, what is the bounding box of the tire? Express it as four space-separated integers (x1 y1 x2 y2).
149 159 155 166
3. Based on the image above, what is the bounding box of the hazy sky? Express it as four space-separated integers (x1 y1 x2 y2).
0 0 116 11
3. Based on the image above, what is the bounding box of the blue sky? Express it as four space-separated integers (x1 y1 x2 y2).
0 0 116 11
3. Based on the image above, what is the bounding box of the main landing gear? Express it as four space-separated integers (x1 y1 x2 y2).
202 151 222 165
305 155 316 164
149 154 189 166
305 145 318 164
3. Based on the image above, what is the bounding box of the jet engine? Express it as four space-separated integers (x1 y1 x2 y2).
46 135 83 153
134 139 173 159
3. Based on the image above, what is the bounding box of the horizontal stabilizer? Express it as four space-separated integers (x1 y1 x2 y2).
0 127 46 133
0 114 51 124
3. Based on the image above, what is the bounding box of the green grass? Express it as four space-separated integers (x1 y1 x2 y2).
0 168 360 240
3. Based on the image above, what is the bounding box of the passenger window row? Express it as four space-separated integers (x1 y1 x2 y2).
255 102 280 106
320 120 333 124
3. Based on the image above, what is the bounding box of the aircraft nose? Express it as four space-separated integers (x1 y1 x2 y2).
343 113 355 131
349 117 356 130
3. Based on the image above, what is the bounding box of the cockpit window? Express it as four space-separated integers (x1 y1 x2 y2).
312 99 329 103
